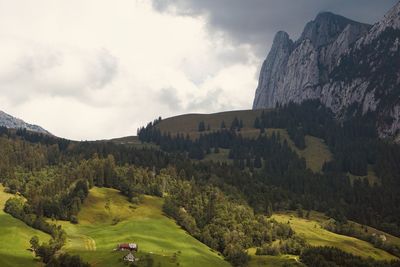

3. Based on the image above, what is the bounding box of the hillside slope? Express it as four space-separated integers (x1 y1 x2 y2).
154 110 332 172
58 187 231 267
157 109 263 138
0 185 50 267
272 213 398 261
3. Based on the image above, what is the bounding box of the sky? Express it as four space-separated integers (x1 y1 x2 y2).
0 0 397 140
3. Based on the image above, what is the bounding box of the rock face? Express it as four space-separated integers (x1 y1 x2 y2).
0 110 50 135
253 2 400 140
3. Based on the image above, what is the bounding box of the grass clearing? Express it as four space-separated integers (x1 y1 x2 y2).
271 212 398 261
267 129 332 172
202 148 232 163
110 136 159 149
299 136 332 172
201 128 333 169
247 248 302 267
58 187 231 267
348 165 380 186
0 185 50 267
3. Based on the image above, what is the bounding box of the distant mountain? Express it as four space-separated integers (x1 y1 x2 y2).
0 110 50 135
253 2 400 141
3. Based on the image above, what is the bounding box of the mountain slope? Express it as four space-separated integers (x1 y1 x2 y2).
58 187 231 267
0 185 50 267
0 110 50 135
253 2 400 141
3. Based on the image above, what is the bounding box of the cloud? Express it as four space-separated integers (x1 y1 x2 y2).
0 38 118 105
0 0 396 140
152 0 398 55
0 0 259 140
158 87 183 111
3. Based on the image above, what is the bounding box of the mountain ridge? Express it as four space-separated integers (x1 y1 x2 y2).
0 110 50 135
253 2 400 141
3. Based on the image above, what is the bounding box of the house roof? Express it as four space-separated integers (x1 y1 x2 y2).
118 243 137 249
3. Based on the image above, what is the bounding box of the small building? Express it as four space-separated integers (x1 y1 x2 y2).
380 234 387 242
117 243 138 252
123 252 136 262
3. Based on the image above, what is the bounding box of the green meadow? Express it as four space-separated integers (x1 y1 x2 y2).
267 129 332 172
271 212 398 261
0 185 50 267
247 248 302 267
2 185 399 267
57 187 231 267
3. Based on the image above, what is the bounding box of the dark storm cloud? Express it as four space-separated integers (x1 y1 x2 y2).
152 0 398 55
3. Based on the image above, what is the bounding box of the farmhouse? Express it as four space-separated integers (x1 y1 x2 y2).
117 243 138 251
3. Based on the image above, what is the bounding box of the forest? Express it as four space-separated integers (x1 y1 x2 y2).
138 101 400 238
1 100 400 266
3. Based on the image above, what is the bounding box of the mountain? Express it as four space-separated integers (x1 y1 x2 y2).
253 2 400 141
0 110 50 135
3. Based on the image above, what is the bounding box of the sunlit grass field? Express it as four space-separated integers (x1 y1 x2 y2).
0 185 50 267
57 187 231 267
271 212 398 261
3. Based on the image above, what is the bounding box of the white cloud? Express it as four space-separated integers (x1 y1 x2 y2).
0 0 258 140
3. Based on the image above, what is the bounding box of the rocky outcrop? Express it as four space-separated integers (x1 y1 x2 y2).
0 110 50 135
253 31 293 108
253 2 400 140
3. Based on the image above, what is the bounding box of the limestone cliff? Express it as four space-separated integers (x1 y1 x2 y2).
253 2 400 140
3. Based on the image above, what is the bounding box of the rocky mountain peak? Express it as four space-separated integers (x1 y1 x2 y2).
253 3 400 141
270 31 293 53
0 110 50 135
273 31 291 44
298 11 371 48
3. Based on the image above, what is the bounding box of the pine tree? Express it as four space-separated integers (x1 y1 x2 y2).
221 120 226 129
254 117 261 129
198 121 206 132
230 117 239 130
254 155 262 168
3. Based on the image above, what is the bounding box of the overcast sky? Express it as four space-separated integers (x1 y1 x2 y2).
0 0 397 140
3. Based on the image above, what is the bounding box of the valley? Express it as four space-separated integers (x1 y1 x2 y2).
1 1 400 267
2 183 400 267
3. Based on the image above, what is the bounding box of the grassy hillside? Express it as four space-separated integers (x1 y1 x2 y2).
58 187 231 267
154 110 333 172
0 185 50 267
271 212 398 261
154 110 332 172
157 109 263 139
247 248 302 267
267 129 332 172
